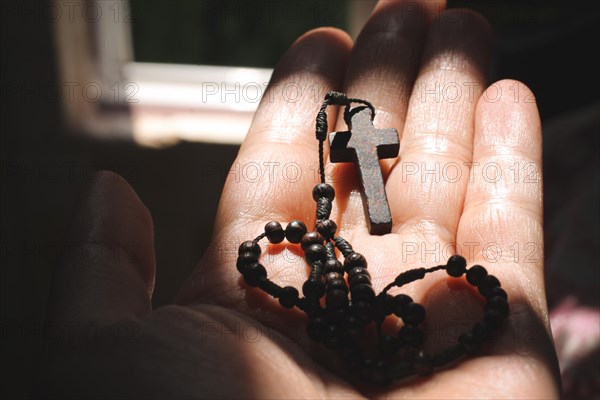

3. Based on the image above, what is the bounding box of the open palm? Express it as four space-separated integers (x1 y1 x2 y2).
41 1 561 398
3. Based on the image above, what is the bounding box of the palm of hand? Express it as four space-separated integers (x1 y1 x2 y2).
42 2 561 398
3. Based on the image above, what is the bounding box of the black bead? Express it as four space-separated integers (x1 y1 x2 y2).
472 321 494 342
487 286 508 300
413 350 433 376
324 271 344 282
326 289 348 309
486 295 509 318
312 183 335 201
323 259 342 274
302 278 325 298
392 294 413 317
278 286 299 308
347 266 370 280
285 220 307 243
351 284 375 302
344 252 367 271
352 301 373 323
484 308 506 327
399 324 424 347
459 332 481 355
466 264 488 286
306 316 326 342
379 335 400 353
304 243 327 264
374 294 394 318
238 240 261 256
327 278 349 293
446 255 467 277
316 219 337 239
403 302 426 325
301 231 324 250
236 251 259 273
349 273 371 288
478 275 501 297
264 221 285 244
323 323 341 349
242 263 267 287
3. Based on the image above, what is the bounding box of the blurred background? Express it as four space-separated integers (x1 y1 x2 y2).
1 0 598 397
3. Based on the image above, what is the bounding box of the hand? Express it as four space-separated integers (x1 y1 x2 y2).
40 1 561 398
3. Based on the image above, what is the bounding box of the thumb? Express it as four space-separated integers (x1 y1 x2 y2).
46 170 155 325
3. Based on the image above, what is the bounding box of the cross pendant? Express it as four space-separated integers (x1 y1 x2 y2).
329 107 399 235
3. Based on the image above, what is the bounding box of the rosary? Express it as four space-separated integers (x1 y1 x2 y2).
236 92 509 385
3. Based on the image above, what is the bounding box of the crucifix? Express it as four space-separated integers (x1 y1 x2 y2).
329 107 399 235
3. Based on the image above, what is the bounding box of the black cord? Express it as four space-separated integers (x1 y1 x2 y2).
315 91 375 183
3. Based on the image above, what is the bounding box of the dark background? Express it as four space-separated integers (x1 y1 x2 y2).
1 0 598 397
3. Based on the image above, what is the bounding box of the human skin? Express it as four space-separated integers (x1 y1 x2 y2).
39 0 562 398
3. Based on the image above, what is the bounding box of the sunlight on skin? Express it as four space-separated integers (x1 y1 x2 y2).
42 1 561 398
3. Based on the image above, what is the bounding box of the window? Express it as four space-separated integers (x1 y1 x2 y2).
53 0 376 146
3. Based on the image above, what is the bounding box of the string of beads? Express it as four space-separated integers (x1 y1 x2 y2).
235 92 509 385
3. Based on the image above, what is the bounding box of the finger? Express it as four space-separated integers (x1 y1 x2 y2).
387 9 492 250
179 28 352 305
330 0 441 234
46 171 155 325
455 79 560 394
213 27 353 237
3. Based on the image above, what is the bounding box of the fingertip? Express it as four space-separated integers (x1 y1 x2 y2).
476 79 542 151
270 26 352 84
83 170 156 291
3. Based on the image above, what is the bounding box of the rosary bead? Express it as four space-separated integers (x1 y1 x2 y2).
487 286 508 300
301 231 324 250
413 350 433 376
285 220 307 243
323 259 342 274
302 278 325 298
472 320 495 342
306 316 326 342
349 273 371 288
374 293 394 319
369 360 390 386
433 345 465 368
351 284 375 302
466 264 487 286
352 301 373 323
485 295 509 318
379 335 400 353
279 286 299 308
264 221 285 244
327 289 349 309
392 294 413 317
399 324 424 347
347 266 370 280
327 278 349 293
316 219 337 239
236 251 259 273
312 183 335 201
242 263 267 287
344 252 367 271
323 324 342 349
238 240 261 257
325 271 344 282
478 275 501 297
459 332 481 355
484 308 506 327
402 302 426 325
305 243 327 263
446 255 467 277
